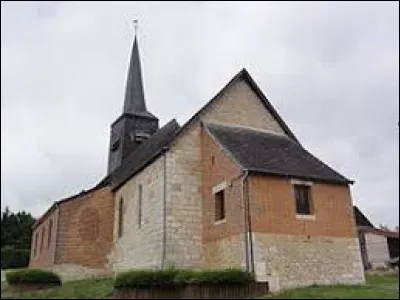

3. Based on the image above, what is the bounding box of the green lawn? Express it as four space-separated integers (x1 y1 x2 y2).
264 274 399 299
1 273 398 299
1 277 114 299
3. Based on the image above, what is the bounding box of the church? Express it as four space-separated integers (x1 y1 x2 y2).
29 30 365 291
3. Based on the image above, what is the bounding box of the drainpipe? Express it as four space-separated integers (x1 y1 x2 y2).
242 170 255 274
161 146 169 269
244 172 255 276
240 170 250 272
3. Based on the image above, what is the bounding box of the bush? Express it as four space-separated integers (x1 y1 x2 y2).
6 269 62 286
173 269 199 285
115 268 178 288
1 246 30 269
195 268 254 285
114 268 254 289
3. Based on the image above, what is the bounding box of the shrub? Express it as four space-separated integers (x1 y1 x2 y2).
173 269 199 285
195 268 254 285
114 268 254 289
6 268 61 286
114 268 178 289
1 246 30 269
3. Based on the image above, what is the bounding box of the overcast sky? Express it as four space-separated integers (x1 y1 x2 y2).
1 1 399 228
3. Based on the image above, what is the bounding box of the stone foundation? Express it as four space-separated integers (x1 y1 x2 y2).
252 233 365 291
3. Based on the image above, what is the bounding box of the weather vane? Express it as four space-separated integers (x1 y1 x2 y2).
133 19 139 37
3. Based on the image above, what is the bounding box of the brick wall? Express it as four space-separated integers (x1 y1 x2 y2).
29 186 114 281
249 175 357 238
54 186 114 271
201 126 247 269
29 207 59 268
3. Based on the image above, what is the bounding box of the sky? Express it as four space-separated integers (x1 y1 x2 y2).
1 1 399 228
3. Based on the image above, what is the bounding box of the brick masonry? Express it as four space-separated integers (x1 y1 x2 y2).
29 186 114 281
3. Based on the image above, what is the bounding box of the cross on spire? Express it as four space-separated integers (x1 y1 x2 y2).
133 19 138 37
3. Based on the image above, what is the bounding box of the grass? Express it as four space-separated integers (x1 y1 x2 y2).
1 277 114 299
263 274 399 299
0 272 398 299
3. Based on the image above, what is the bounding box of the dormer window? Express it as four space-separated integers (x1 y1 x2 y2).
111 139 120 151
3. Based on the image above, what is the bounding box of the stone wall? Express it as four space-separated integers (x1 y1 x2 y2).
49 263 111 282
110 156 165 272
252 233 365 291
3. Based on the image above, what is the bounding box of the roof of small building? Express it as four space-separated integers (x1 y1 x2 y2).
358 226 399 238
353 206 375 227
110 119 180 190
204 122 353 185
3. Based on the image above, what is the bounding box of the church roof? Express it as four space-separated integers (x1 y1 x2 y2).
110 119 180 190
204 122 353 185
123 36 157 118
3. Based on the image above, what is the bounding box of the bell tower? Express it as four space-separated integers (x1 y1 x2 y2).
108 22 159 174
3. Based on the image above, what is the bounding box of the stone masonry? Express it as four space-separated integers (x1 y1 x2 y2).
110 156 165 271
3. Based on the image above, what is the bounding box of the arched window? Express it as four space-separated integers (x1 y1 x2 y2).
118 198 123 238
48 220 53 248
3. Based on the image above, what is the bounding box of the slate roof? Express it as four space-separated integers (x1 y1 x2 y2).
110 119 180 190
205 122 353 185
353 206 374 227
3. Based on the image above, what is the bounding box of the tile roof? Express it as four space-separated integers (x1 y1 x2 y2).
205 122 353 185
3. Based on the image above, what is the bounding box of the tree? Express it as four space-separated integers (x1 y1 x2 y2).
1 206 36 249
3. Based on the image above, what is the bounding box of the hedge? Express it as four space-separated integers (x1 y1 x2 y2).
114 268 254 289
1 246 30 269
6 269 62 286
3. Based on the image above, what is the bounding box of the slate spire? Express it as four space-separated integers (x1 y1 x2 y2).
107 22 159 175
123 32 147 114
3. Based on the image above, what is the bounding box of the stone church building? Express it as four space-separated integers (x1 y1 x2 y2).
29 32 365 291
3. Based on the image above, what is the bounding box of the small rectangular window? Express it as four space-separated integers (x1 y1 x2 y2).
215 190 225 221
294 185 312 215
138 185 142 228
